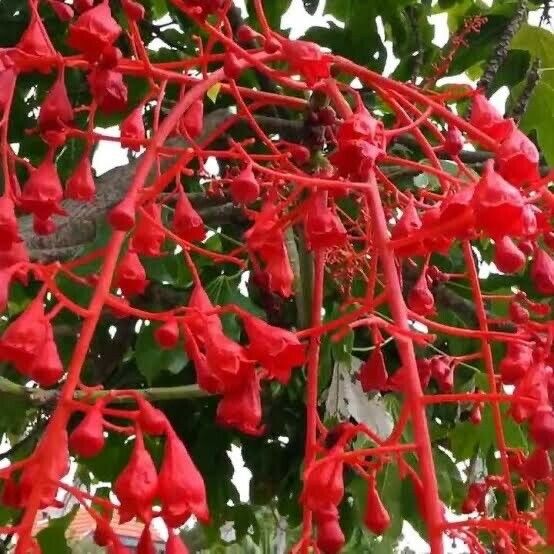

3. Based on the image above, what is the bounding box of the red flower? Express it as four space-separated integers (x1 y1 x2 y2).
439 187 476 239
137 526 155 554
304 192 347 251
136 396 168 436
216 370 265 435
315 506 345 554
180 99 203 138
499 342 533 385
443 126 464 157
38 72 73 147
469 92 513 142
114 430 158 523
0 242 29 278
281 39 332 86
108 194 136 231
158 429 209 526
407 271 435 316
462 481 488 513
472 160 525 238
74 0 94 12
154 319 180 349
511 363 550 422
337 106 385 144
66 154 96 201
230 164 260 204
131 204 165 256
223 51 242 80
114 251 149 296
121 106 145 151
330 139 383 181
494 236 526 274
301 446 344 513
531 249 554 295
521 448 551 481
184 329 222 394
69 405 105 458
20 157 64 220
363 480 390 535
497 126 540 185
173 191 206 242
263 247 294 298
430 356 454 393
359 347 388 393
0 196 21 250
421 207 452 253
15 16 56 68
186 283 222 341
68 1 122 61
391 199 424 257
33 216 56 236
87 68 128 114
530 406 554 450
166 534 189 554
122 0 145 21
0 68 17 114
30 326 64 386
48 1 74 21
243 314 305 384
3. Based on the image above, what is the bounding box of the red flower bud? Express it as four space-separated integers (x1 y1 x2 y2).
500 342 533 384
522 448 551 481
154 319 180 349
38 72 73 146
281 39 332 86
48 1 74 21
494 236 526 274
109 195 136 231
114 431 158 522
30 326 64 386
68 1 122 61
359 347 388 393
391 199 424 257
137 396 168 436
158 429 209 526
530 406 554 450
74 0 94 12
20 157 64 220
180 99 203 138
166 533 189 554
69 405 105 458
230 164 260 204
223 51 242 80
430 355 454 393
131 204 165 256
0 196 21 250
531 249 554 295
470 92 513 143
462 482 487 514
114 251 148 296
121 106 145 151
469 404 482 424
173 191 206 242
443 126 464 156
66 153 95 202
408 271 435 316
363 480 390 535
315 506 345 554
497 127 540 185
304 192 347 251
236 25 258 43
122 0 145 21
509 301 529 324
87 68 128 114
15 16 56 66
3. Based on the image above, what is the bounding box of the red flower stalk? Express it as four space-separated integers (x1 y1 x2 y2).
69 404 105 458
364 479 390 535
472 160 525 238
281 39 332 86
66 153 96 202
114 251 149 296
521 448 551 481
496 126 540 185
530 406 554 450
173 191 206 242
20 156 64 220
315 506 345 554
180 99 203 138
38 72 73 146
443 126 464 157
216 370 265 435
304 192 347 251
154 319 180 349
0 196 21 251
137 526 155 554
531 249 554 295
408 271 435 316
469 92 513 142
87 68 128 114
158 429 209 526
230 164 260 204
243 314 305 384
493 236 526 274
114 430 158 523
68 1 122 61
166 533 189 554
131 204 165 256
359 347 388 392
121 106 146 151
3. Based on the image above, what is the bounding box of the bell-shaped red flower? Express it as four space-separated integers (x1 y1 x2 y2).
15 16 56 67
0 267 17 314
301 446 344 513
439 187 476 239
497 126 540 186
114 431 158 522
20 157 64 220
430 356 454 393
122 0 145 21
136 396 168 436
186 283 222 341
114 251 149 296
68 1 122 61
181 99 203 138
530 406 554 450
30 326 64 386
158 429 209 526
216 370 264 435
281 39 332 86
38 72 73 146
531 249 554 295
0 68 17 114
359 347 388 392
109 194 136 231
511 363 550 422
154 319 180 349
330 139 383 182
338 106 384 145
243 314 305 384
391 199 424 257
0 196 21 251
472 160 525 238
494 236 526 274
230 164 260 204
184 330 222 394
166 533 189 554
131 204 165 256
263 244 294 298
121 106 145 151
87 68 128 114
66 153 96 202
69 404 105 458
304 192 347 251
499 342 533 385
443 126 464 156
408 271 435 316
137 526 155 554
521 448 551 481
364 480 390 535
469 92 513 142
173 191 206 242
315 506 345 554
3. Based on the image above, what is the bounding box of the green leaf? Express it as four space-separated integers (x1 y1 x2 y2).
512 24 554 67
36 505 79 554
